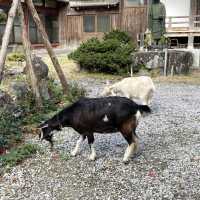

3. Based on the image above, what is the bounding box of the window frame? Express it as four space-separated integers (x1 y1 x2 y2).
97 15 111 33
29 13 59 44
83 15 96 33
83 14 111 33
0 14 22 44
125 0 145 7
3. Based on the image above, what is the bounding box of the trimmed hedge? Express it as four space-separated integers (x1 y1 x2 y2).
69 30 136 75
0 10 7 23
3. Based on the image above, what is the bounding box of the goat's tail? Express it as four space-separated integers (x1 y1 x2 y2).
138 105 151 113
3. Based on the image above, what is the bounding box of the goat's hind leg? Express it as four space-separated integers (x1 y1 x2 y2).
71 135 86 157
87 133 96 161
122 131 139 163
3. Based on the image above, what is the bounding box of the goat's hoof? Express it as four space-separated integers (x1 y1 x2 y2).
122 158 130 164
88 154 96 161
71 151 77 157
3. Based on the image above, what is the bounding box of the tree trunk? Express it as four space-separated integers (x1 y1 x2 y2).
18 3 42 107
0 0 20 84
25 0 68 94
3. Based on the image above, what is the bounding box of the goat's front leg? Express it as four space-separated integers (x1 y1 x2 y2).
87 133 96 161
71 135 85 157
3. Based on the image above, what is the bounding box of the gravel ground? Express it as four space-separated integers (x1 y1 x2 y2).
0 78 200 200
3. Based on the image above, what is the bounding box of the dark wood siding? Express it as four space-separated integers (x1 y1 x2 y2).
121 6 147 40
59 6 147 45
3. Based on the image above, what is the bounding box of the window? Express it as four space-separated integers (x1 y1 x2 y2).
83 15 111 33
13 16 22 43
0 14 22 44
83 16 95 32
29 14 41 44
29 14 58 44
45 16 59 43
33 0 43 6
97 15 110 32
45 0 57 8
126 0 144 6
0 21 6 44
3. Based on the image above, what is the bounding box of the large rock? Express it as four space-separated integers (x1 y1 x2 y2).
132 50 193 75
0 90 22 117
23 55 49 80
23 55 50 100
0 90 12 107
5 67 24 76
10 81 29 101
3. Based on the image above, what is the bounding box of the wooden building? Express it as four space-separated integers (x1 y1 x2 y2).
0 0 148 48
59 0 148 46
0 0 65 48
162 0 200 48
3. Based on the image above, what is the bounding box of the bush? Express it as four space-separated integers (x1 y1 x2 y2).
69 30 136 75
19 79 86 125
0 144 39 168
7 52 25 62
48 79 86 103
0 10 7 22
103 29 132 44
0 108 22 149
0 79 86 153
66 81 86 103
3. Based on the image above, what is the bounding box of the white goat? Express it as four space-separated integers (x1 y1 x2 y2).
101 76 155 105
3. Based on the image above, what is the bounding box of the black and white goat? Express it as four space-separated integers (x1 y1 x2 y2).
39 96 150 163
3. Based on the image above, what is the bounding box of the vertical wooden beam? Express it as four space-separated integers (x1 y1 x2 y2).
25 0 68 94
120 0 124 29
164 48 168 76
18 2 42 107
0 0 20 84
189 0 194 30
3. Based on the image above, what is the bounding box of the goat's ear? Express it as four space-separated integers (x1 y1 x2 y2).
39 124 48 129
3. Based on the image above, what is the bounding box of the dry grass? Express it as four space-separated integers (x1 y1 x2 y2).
3 53 200 87
42 55 80 80
154 70 200 85
42 54 122 81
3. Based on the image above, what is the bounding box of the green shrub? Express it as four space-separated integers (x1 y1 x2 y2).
0 108 22 149
7 52 25 62
0 11 7 22
0 144 39 168
66 81 86 103
103 29 132 44
19 79 86 125
0 78 86 152
69 30 136 75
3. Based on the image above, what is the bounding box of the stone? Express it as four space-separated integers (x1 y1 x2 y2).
23 55 49 80
10 81 29 101
39 79 50 100
132 50 193 75
0 90 12 107
5 67 24 76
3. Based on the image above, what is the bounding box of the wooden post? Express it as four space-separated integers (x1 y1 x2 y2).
18 3 42 107
171 65 174 76
0 0 20 84
25 0 68 94
164 48 168 76
120 0 124 29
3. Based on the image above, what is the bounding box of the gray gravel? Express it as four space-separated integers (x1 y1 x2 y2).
0 78 200 200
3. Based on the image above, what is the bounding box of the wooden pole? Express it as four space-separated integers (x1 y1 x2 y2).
164 48 168 76
25 0 68 94
18 2 42 107
120 0 124 29
0 0 20 84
